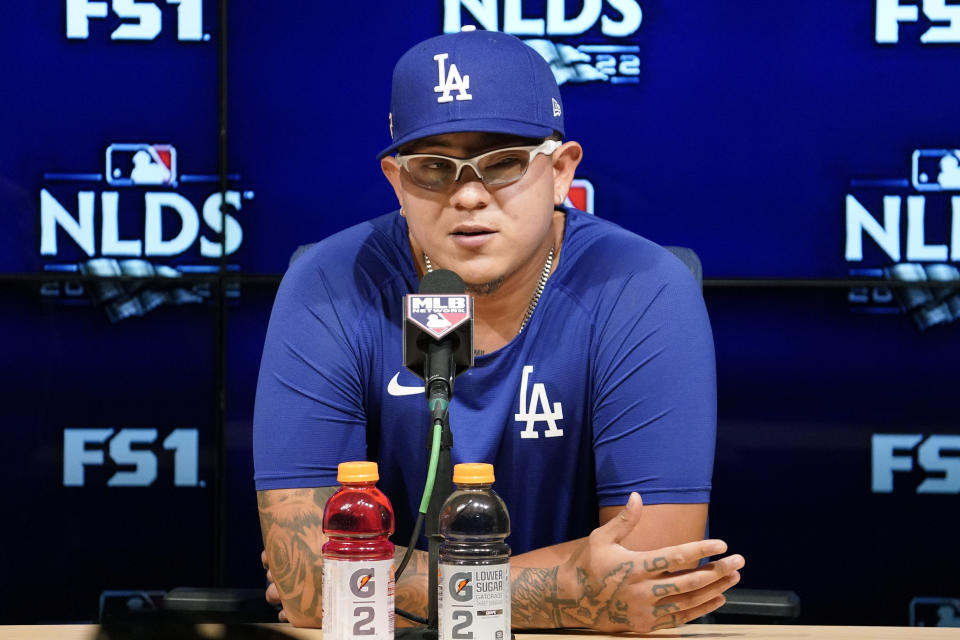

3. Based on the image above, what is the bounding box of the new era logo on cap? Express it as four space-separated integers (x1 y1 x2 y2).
379 29 565 158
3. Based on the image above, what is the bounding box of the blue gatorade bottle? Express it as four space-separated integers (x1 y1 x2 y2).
321 461 395 640
438 463 511 640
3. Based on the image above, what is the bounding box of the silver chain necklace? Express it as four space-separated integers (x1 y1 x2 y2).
423 246 555 335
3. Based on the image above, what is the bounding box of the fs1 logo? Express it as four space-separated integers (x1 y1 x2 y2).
66 0 208 41
63 427 201 487
872 434 960 494
443 0 642 85
876 0 960 43
41 142 246 261
845 149 960 329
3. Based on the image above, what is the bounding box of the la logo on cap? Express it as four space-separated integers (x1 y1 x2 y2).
433 52 472 103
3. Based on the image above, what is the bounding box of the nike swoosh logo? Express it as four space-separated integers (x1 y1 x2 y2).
387 372 424 397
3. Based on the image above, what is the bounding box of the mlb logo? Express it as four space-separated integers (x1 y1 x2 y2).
98 590 165 623
105 143 177 187
910 597 960 627
406 294 471 339
566 178 595 213
912 149 960 192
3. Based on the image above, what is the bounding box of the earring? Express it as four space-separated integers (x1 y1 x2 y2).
400 207 405 217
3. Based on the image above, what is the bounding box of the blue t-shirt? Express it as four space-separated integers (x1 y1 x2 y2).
253 208 716 554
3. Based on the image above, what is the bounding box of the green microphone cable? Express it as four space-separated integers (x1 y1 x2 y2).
395 420 441 581
394 420 443 624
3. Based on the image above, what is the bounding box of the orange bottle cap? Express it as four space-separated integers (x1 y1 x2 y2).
337 461 379 483
453 463 495 485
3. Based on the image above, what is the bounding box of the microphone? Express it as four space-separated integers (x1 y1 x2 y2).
403 269 474 419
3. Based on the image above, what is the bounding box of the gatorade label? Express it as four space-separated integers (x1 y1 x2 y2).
322 558 395 640
438 562 510 640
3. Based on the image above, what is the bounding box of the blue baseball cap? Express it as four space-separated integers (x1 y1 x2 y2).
378 28 565 159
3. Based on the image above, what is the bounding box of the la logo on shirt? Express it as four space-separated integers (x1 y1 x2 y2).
515 365 564 439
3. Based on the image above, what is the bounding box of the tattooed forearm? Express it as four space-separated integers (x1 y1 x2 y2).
560 561 635 629
259 488 432 627
257 487 338 626
511 566 565 628
393 545 429 625
511 562 636 630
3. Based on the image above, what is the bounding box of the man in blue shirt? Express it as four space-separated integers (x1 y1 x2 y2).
254 28 744 632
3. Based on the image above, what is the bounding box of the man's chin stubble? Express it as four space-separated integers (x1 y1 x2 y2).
465 277 505 296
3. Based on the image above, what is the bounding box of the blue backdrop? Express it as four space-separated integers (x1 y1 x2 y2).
1 0 958 627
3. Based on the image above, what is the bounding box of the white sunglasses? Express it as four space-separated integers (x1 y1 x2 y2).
395 139 562 191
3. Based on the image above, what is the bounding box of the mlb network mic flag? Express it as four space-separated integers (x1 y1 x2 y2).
403 293 473 380
406 294 471 339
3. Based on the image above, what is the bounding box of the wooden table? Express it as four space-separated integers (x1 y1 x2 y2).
4 625 960 639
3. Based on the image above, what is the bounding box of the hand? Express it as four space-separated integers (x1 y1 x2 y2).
261 549 289 623
557 492 744 632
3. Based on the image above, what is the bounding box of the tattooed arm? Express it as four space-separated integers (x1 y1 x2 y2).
391 542 430 627
257 487 334 627
260 488 743 631
509 502 707 577
509 493 745 632
257 487 431 628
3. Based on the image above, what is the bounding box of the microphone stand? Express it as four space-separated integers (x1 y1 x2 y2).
426 409 453 636
398 274 474 639
396 353 455 639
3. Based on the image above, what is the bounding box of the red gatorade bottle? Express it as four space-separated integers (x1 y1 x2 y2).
321 461 396 640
